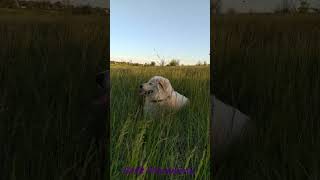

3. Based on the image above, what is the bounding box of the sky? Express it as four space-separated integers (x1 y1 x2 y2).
111 0 210 65
220 0 320 13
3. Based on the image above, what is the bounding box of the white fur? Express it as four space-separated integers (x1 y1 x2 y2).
140 76 189 116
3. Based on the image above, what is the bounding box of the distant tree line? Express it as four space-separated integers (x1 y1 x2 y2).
223 0 320 15
111 59 208 67
0 0 18 8
274 0 320 14
0 0 109 15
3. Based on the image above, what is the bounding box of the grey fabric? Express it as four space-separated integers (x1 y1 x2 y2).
212 95 251 151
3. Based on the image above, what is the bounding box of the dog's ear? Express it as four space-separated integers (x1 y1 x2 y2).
158 78 172 93
158 79 165 90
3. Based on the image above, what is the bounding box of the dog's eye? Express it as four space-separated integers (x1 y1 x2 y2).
149 82 153 85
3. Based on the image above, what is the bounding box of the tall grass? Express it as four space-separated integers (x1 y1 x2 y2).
212 14 320 179
0 9 109 179
110 65 210 179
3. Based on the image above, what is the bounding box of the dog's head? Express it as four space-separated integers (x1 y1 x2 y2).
139 76 173 100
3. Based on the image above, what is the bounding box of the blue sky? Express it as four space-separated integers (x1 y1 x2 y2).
111 0 210 65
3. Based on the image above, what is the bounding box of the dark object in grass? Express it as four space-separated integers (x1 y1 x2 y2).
212 95 255 169
81 70 109 178
93 70 109 105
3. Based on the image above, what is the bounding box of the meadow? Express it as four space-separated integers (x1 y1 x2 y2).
110 65 210 179
0 8 109 179
212 14 320 179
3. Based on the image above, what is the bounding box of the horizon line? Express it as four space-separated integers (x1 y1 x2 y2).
110 59 210 66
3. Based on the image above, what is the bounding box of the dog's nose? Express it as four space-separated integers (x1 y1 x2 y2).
140 85 143 88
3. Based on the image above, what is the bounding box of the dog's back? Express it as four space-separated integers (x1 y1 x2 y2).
169 91 189 110
143 91 189 117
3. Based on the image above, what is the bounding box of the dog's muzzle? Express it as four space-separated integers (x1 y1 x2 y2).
139 89 153 96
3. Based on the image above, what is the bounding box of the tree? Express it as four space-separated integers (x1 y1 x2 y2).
281 0 290 13
167 59 180 66
274 0 296 14
160 60 166 66
153 48 166 66
150 61 156 66
298 0 310 13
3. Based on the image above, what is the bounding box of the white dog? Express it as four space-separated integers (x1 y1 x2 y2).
139 76 189 116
